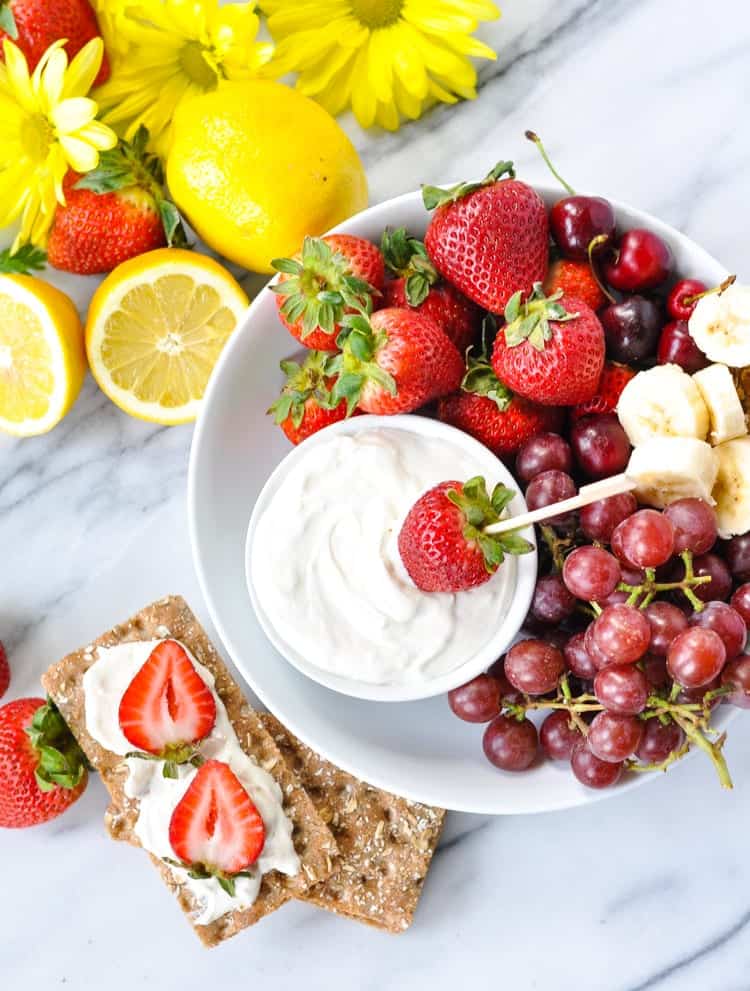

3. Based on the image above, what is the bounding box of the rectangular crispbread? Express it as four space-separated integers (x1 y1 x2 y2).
261 713 445 933
42 595 337 947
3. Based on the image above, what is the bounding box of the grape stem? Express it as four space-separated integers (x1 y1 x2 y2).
627 737 690 774
618 551 709 610
670 714 733 789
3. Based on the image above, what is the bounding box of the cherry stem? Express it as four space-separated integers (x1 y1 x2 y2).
683 274 736 307
587 235 616 304
525 130 576 196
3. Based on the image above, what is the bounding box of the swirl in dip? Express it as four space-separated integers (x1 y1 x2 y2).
250 426 522 686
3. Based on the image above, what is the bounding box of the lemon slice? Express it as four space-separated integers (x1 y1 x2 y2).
0 275 86 437
86 249 249 424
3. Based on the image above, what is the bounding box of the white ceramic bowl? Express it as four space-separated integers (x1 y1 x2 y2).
189 183 733 814
245 414 537 702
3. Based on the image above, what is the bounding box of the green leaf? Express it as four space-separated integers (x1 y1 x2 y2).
0 2 17 37
499 533 534 556
272 257 302 275
162 761 178 779
490 484 515 514
217 875 236 897
157 199 183 247
421 161 516 210
348 329 373 362
0 244 46 274
404 271 430 306
504 290 523 324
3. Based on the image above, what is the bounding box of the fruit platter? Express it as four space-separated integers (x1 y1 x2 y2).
190 140 750 814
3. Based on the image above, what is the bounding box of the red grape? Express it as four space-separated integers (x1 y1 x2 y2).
562 547 622 602
530 574 576 624
730 584 750 626
620 563 647 586
591 603 651 663
642 653 670 688
689 602 746 661
580 492 637 542
448 674 501 723
594 663 649 714
677 676 722 709
645 601 688 656
601 589 629 608
540 710 582 760
663 498 717 555
486 658 522 703
678 553 733 604
504 640 565 695
588 711 643 761
667 627 726 687
564 630 598 679
570 741 623 788
584 620 619 670
515 433 572 484
721 656 750 709
726 534 750 582
570 414 631 480
525 470 577 524
636 719 684 762
612 509 675 568
483 715 538 771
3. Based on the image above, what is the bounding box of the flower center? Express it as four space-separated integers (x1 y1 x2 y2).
350 0 403 28
20 114 54 163
179 41 219 89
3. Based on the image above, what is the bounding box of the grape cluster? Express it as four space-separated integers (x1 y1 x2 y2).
447 431 750 790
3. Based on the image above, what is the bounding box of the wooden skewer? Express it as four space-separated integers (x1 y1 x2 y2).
484 473 637 536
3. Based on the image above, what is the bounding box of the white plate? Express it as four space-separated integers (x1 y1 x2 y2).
188 183 733 814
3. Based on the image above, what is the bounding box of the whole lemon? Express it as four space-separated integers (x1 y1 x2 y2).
167 81 368 274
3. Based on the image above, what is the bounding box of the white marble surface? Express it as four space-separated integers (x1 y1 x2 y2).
3 0 750 987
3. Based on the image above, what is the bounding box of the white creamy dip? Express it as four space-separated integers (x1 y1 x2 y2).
250 427 516 685
83 639 299 925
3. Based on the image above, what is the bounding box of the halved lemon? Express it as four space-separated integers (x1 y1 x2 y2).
0 275 86 437
86 249 249 425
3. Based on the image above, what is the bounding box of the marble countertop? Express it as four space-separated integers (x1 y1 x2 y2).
3 0 750 987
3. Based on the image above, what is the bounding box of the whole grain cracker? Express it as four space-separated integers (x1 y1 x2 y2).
261 713 445 933
42 595 337 947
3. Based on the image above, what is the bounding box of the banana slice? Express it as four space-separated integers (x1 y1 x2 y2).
617 364 709 445
692 364 748 445
713 437 750 537
627 437 718 509
688 283 750 367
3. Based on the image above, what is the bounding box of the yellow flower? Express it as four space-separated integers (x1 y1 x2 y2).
0 39 117 249
263 0 500 131
96 0 275 155
92 0 131 58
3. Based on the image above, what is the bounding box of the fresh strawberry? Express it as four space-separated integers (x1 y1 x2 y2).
0 698 88 828
47 127 186 275
331 307 464 415
272 235 385 351
0 0 110 85
491 286 605 406
422 161 548 313
381 227 480 353
118 640 216 773
437 346 564 458
572 361 636 420
544 258 607 312
269 351 352 445
168 759 265 888
0 641 8 700
398 477 533 593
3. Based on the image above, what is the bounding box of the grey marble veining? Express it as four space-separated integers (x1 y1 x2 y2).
2 0 750 987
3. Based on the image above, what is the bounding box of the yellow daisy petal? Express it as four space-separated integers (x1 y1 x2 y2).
62 38 105 98
76 120 118 150
40 48 68 111
58 134 101 172
3 40 35 112
51 97 98 134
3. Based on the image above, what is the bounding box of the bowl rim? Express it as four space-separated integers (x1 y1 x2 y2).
244 412 538 702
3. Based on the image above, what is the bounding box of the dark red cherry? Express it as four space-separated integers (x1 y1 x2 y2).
657 320 709 373
603 229 673 292
666 279 707 321
525 131 616 260
600 296 662 364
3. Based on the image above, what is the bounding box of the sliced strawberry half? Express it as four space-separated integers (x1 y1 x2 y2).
118 640 216 766
168 760 266 885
